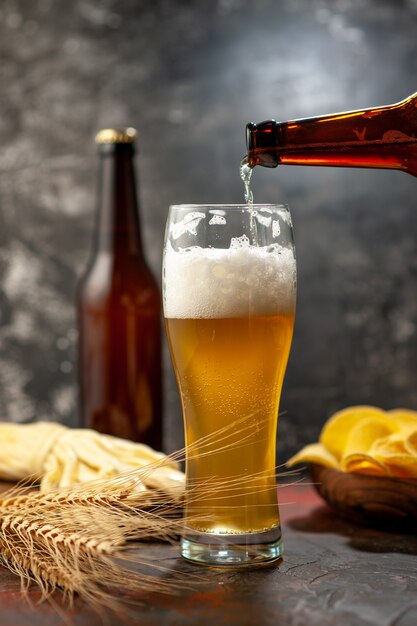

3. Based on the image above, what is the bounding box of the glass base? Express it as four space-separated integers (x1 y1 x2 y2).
181 525 283 567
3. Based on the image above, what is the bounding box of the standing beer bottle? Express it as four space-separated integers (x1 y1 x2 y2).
77 128 162 449
246 91 417 176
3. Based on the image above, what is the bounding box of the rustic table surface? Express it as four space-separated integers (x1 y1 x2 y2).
1 478 416 626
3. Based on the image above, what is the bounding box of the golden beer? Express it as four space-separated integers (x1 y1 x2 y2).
166 313 294 533
163 204 296 565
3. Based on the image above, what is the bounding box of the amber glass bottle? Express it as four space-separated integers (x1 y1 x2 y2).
246 91 417 176
77 128 162 449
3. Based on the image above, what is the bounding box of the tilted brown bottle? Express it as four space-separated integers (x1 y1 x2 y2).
77 128 162 449
246 91 417 176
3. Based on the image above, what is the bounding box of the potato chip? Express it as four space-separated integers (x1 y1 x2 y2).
341 453 389 476
405 431 417 455
388 409 417 434
343 428 417 477
287 405 417 479
372 434 409 457
320 406 393 460
286 443 339 469
373 455 417 478
342 418 392 459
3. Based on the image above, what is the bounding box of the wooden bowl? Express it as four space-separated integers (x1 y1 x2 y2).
309 463 417 532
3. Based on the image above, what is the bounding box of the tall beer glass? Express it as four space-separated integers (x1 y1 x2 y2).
163 205 296 566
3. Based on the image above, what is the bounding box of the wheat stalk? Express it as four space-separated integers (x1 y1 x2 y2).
0 481 194 610
0 414 295 612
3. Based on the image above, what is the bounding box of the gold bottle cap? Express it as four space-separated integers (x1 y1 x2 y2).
95 128 137 144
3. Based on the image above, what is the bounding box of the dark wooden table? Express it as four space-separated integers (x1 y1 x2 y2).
1 478 417 626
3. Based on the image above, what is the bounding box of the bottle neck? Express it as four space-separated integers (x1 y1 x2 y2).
95 143 144 258
247 93 417 176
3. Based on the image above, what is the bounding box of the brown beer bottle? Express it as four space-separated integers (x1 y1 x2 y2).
246 91 417 176
77 128 162 449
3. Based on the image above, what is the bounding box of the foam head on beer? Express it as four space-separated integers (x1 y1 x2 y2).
164 236 296 319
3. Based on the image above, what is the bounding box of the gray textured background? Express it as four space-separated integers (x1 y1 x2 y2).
0 0 416 460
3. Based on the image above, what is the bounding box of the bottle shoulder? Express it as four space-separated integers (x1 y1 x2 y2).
78 253 160 309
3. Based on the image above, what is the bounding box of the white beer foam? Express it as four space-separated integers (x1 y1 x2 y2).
164 241 296 319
